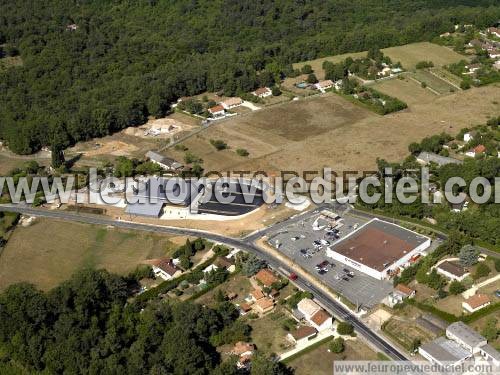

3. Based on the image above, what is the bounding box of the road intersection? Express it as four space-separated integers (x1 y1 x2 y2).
0 203 410 360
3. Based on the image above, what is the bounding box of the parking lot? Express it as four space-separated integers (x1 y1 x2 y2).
267 209 394 309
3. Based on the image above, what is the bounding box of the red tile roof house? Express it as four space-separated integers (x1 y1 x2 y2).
221 97 243 109
255 268 279 287
314 80 334 93
229 342 255 369
252 87 272 98
465 144 486 158
462 294 491 313
249 288 265 302
152 258 181 281
394 284 416 299
254 297 275 314
287 325 318 345
208 104 225 117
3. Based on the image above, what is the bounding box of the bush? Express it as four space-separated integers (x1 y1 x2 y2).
473 263 490 280
306 73 318 84
416 61 434 69
449 280 466 295
329 337 344 353
301 64 313 74
210 139 228 151
236 148 249 157
337 322 354 336
494 258 500 272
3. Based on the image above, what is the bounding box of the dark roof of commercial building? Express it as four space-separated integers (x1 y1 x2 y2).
446 322 486 348
437 261 468 277
125 200 164 217
132 177 196 206
329 219 429 272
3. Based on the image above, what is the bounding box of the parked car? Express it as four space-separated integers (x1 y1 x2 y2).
289 273 298 281
496 290 500 297
342 277 349 281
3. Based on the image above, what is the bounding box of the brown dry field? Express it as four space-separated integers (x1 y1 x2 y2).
294 42 466 79
287 339 379 375
0 218 184 291
165 85 500 174
371 77 439 105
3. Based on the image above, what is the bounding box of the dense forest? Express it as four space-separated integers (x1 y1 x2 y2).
0 269 290 374
0 0 499 154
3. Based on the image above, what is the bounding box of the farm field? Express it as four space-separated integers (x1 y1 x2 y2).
429 67 463 87
286 339 379 375
293 42 466 79
0 218 184 290
412 69 457 94
371 77 438 105
165 85 500 174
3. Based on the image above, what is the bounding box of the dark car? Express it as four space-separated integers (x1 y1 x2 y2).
342 277 349 281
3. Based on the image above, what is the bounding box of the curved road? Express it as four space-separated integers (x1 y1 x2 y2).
0 204 407 360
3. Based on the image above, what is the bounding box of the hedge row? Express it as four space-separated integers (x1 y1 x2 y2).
407 299 500 324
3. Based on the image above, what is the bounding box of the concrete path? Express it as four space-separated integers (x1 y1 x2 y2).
462 274 500 298
278 329 335 361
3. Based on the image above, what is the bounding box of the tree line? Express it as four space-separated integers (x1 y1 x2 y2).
0 268 291 374
0 0 499 154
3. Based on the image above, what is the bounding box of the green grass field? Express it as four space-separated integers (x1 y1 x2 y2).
293 42 466 79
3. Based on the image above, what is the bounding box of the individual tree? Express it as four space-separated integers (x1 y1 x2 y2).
459 245 480 267
449 280 466 295
301 64 313 74
306 73 318 84
51 143 65 168
240 254 266 276
410 338 421 352
271 86 281 96
494 258 500 272
473 263 490 280
481 318 499 341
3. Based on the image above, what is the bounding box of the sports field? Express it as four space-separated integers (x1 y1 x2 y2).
294 42 466 79
165 85 500 174
0 218 184 290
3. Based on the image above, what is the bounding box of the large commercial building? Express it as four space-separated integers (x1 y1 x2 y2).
326 218 431 280
125 177 265 218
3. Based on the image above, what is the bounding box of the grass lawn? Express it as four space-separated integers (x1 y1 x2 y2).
0 55 23 72
0 218 183 290
286 339 378 375
245 305 294 355
293 42 465 78
0 212 18 237
195 274 253 307
471 314 500 350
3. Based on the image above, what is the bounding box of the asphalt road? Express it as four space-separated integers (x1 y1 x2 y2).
0 203 408 360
